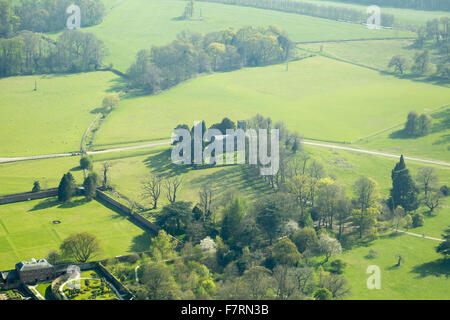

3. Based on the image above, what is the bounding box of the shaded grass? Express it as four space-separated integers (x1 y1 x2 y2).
0 197 150 270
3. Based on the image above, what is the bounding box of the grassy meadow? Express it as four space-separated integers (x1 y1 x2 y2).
94 56 450 146
0 72 118 157
341 232 449 300
81 0 412 71
301 40 418 71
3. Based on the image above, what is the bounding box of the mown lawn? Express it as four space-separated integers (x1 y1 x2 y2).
0 197 150 270
0 72 119 157
341 232 450 300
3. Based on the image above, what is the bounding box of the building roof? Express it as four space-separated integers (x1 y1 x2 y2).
1 270 18 281
15 258 53 272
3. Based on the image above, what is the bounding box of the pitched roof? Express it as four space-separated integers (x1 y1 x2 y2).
15 258 53 272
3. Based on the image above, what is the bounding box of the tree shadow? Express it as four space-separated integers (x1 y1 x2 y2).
388 129 413 140
29 197 60 212
58 198 88 209
410 259 450 278
130 232 153 253
70 166 83 172
142 149 190 178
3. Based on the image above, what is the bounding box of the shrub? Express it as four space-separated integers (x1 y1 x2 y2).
313 288 333 300
126 253 140 264
412 213 424 228
440 185 449 197
329 259 347 274
367 249 379 259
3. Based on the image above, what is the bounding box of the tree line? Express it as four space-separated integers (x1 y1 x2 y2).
328 0 450 11
388 17 449 79
127 26 295 94
0 0 105 37
0 29 107 77
198 0 395 27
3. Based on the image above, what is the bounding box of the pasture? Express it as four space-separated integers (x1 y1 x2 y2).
341 232 450 300
83 0 412 71
0 72 119 157
94 56 450 146
0 197 150 270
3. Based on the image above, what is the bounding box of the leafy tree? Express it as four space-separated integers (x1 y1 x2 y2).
313 288 332 300
353 176 380 237
60 232 102 263
436 227 450 259
317 234 342 263
102 94 120 112
270 238 302 267
83 172 99 200
156 202 193 235
80 156 93 170
139 262 180 299
318 270 351 299
149 230 178 261
417 114 432 136
46 250 61 265
404 111 419 136
412 213 424 228
412 50 431 75
221 197 246 244
242 266 274 299
58 172 76 203
291 227 318 253
440 185 449 197
389 155 419 212
254 193 290 245
388 55 409 74
32 180 41 193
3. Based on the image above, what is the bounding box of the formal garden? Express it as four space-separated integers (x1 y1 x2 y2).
60 270 120 300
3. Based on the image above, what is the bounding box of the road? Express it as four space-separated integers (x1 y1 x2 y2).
1 140 449 168
0 141 171 164
303 141 450 167
392 229 444 242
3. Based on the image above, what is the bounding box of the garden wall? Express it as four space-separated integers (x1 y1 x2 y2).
0 188 58 205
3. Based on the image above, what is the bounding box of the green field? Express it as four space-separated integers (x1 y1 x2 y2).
0 72 118 157
354 108 450 162
341 232 449 300
0 197 150 270
81 0 412 71
297 0 449 27
302 40 418 71
94 56 450 146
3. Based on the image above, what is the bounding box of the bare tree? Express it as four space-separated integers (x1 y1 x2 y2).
102 162 112 189
425 189 442 212
165 176 183 203
142 174 163 209
416 167 439 198
199 184 214 221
